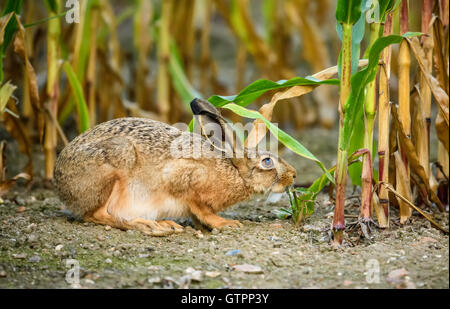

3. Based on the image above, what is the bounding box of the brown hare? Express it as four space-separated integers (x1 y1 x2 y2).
54 98 296 236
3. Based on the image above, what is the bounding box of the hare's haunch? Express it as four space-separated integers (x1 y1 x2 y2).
54 99 296 236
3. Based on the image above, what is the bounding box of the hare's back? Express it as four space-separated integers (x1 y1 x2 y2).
73 117 182 148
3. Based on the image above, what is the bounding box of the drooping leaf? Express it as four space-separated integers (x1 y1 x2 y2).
62 61 90 133
208 77 339 108
169 40 203 108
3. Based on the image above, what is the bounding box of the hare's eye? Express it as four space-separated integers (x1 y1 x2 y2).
261 157 274 169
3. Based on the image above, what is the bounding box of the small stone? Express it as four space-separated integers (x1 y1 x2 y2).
185 267 196 273
55 244 64 251
185 267 203 281
97 236 104 241
387 268 408 284
27 234 38 243
269 223 282 228
148 277 162 284
302 224 322 232
105 258 112 264
343 280 353 286
205 271 221 278
138 253 150 258
225 249 242 256
211 228 219 235
25 223 37 232
83 279 95 285
29 254 41 263
0 271 6 278
17 206 26 213
12 253 27 259
190 271 203 282
194 230 204 239
232 264 263 274
148 265 162 271
104 225 112 231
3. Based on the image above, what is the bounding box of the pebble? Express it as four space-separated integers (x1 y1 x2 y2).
225 249 242 256
24 223 37 233
55 244 64 251
0 271 6 278
190 271 203 282
232 264 263 274
211 228 219 235
343 280 353 286
194 230 204 239
269 223 282 228
205 271 221 278
83 279 95 285
16 206 26 213
148 277 162 284
29 255 41 263
387 268 408 284
105 258 112 264
104 225 112 231
12 253 27 259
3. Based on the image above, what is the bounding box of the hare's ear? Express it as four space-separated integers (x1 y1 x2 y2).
190 98 243 157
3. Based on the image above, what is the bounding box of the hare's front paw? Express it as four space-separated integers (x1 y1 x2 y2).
212 218 243 230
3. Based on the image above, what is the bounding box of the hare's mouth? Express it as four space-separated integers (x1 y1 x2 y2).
270 182 288 193
270 176 295 193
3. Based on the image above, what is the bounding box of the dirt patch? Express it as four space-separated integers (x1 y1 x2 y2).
0 184 448 289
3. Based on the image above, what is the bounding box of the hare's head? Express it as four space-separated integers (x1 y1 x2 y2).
191 98 296 194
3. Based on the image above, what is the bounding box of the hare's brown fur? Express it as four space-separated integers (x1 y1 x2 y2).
55 110 296 236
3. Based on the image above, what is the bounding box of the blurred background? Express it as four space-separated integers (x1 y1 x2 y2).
0 0 428 184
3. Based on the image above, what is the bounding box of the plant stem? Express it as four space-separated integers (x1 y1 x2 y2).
333 22 352 245
397 0 413 223
157 0 172 123
44 0 61 180
377 12 393 228
360 22 380 222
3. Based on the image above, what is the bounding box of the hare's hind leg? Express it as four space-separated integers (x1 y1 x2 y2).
84 180 176 236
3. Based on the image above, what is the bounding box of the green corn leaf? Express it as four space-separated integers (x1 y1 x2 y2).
169 40 203 108
335 0 363 25
336 0 370 77
208 77 339 108
62 61 90 133
221 103 334 184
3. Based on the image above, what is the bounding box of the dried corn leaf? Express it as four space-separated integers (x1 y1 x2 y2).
12 14 44 141
394 151 413 223
436 110 449 152
433 17 449 93
407 37 449 125
2 99 33 177
392 105 444 211
380 182 448 234
245 60 369 148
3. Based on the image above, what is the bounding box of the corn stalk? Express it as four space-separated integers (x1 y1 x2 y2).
397 0 413 223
